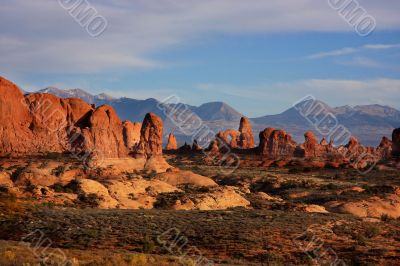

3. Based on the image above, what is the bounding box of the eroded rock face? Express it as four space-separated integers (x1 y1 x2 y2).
376 136 392 159
0 76 143 160
192 140 202 151
0 77 96 156
238 117 255 149
0 77 39 155
301 131 319 158
212 117 255 150
217 129 241 149
295 131 334 158
165 133 178 150
135 113 163 157
123 121 141 150
178 142 192 152
259 128 296 158
341 136 368 160
393 128 400 157
259 128 275 156
81 105 128 158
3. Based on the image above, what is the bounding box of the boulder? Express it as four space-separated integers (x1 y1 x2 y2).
94 157 147 176
106 178 179 209
302 204 328 213
144 155 172 173
174 186 250 210
154 170 217 187
0 172 13 188
77 179 118 209
326 194 400 218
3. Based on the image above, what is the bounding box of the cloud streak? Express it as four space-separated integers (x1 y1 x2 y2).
306 42 400 62
1 0 400 74
306 47 358 59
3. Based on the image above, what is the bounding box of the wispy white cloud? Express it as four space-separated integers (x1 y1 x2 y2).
364 43 400 49
336 56 384 68
1 0 400 73
306 47 358 59
306 42 400 66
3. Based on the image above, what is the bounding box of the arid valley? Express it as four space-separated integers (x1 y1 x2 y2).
1 1 400 265
1 76 400 265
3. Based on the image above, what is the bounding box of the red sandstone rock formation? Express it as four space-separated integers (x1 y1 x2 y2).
210 117 255 150
259 128 275 156
238 117 255 149
135 113 163 157
165 133 178 150
0 77 33 155
81 105 128 158
303 131 319 157
393 128 400 157
295 131 334 158
192 140 202 151
376 136 392 159
259 128 297 158
320 138 328 146
0 76 143 159
178 142 192 152
122 121 141 151
216 129 241 149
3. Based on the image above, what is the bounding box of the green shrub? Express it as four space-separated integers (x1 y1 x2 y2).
52 165 66 177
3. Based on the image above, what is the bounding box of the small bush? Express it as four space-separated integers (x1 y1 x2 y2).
52 183 65 193
320 183 338 190
364 226 381 239
78 193 101 207
10 167 24 182
52 165 66 177
381 214 394 222
142 238 155 253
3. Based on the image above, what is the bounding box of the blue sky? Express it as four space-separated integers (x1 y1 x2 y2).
1 0 400 117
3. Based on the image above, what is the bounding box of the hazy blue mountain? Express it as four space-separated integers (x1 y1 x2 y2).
37 87 114 104
34 88 400 146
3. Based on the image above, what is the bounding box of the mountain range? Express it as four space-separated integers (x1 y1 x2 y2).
32 87 400 147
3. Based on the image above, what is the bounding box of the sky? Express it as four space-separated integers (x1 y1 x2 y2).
0 0 400 117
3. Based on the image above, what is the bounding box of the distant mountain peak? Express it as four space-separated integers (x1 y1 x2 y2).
34 88 399 146
36 87 120 104
194 101 243 121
